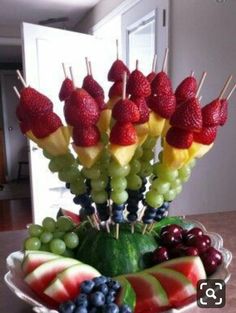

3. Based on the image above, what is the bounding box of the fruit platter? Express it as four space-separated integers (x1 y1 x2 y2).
6 47 235 313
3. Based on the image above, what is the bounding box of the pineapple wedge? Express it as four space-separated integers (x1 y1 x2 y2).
109 143 138 166
163 141 189 170
188 142 214 161
97 109 112 133
161 119 171 137
107 96 121 109
135 123 149 146
73 142 104 168
148 112 166 137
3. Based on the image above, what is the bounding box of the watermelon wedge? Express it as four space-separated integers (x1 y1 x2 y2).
57 208 81 224
116 276 136 310
22 251 59 274
44 278 71 303
25 257 79 293
156 256 206 287
125 273 169 313
148 268 196 308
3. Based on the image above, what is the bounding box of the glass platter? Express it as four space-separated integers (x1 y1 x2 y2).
4 219 232 313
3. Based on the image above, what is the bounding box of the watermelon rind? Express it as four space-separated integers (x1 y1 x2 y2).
115 276 136 309
22 251 59 274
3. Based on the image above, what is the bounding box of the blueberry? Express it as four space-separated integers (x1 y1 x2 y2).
66 183 70 189
119 304 132 313
96 203 108 210
154 214 163 221
143 211 156 219
157 207 166 214
74 306 88 313
127 190 138 198
112 203 125 211
142 217 153 224
98 213 110 221
93 276 108 287
107 290 116 297
105 294 115 304
127 198 139 207
126 205 138 213
96 283 109 295
146 206 156 214
162 201 170 209
84 205 95 215
139 186 146 193
59 301 75 313
89 307 98 313
103 303 119 313
75 293 88 306
127 213 138 222
107 280 121 291
90 291 105 307
80 280 95 294
75 194 91 207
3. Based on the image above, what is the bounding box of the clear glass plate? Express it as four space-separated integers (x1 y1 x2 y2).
4 219 232 313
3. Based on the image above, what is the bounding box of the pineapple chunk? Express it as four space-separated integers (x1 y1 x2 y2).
188 142 214 161
62 126 71 145
107 96 121 109
73 142 104 168
26 131 39 144
97 109 112 133
109 143 138 166
161 119 171 137
37 128 69 156
135 123 149 146
163 141 189 170
148 112 166 137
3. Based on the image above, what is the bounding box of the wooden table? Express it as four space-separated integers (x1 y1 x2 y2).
0 211 235 313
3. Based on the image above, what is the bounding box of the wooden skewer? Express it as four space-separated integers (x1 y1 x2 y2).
116 39 119 60
136 59 139 70
152 54 157 72
106 221 110 234
16 70 27 87
190 70 195 77
13 86 20 98
148 223 155 233
226 83 236 101
162 48 169 72
122 71 127 100
89 61 93 77
142 224 148 235
198 95 203 102
62 63 67 78
195 71 207 98
219 75 233 100
92 214 100 231
87 216 94 228
85 57 90 75
115 223 119 240
69 66 76 89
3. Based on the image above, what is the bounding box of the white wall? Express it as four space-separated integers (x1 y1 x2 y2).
78 0 236 215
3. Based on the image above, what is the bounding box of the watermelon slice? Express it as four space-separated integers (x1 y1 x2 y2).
148 268 196 308
57 208 81 224
44 278 71 303
25 257 79 293
156 256 206 287
115 276 136 310
22 251 59 274
45 263 100 301
125 273 169 313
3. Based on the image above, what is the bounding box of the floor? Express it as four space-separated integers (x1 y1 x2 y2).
0 198 32 231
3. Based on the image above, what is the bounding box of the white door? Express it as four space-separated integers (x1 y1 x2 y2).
22 23 114 223
122 0 169 74
1 71 28 181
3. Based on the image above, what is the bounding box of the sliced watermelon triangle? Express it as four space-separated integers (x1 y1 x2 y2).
125 272 170 313
147 268 196 309
22 251 59 274
57 208 81 224
115 276 136 310
44 278 71 303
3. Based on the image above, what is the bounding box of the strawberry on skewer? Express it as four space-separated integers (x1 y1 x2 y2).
175 72 198 107
59 63 74 101
146 54 157 83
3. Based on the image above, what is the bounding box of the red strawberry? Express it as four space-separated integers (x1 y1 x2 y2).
108 59 130 82
112 99 140 123
19 120 31 134
219 99 228 126
146 72 156 83
130 96 150 124
194 126 217 145
82 75 104 98
16 105 26 121
20 87 53 117
110 122 137 146
170 97 202 132
175 77 197 106
127 70 151 97
108 81 123 98
59 78 74 101
64 88 100 127
166 127 193 149
73 125 100 147
148 94 176 119
151 71 173 95
94 95 106 110
202 99 221 127
31 112 62 138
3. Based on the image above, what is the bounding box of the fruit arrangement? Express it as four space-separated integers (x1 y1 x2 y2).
12 47 234 312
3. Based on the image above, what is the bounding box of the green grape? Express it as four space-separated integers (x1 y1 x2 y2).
82 166 101 180
158 151 163 162
111 177 127 191
58 165 81 183
152 179 170 194
178 165 191 179
28 224 43 237
175 185 183 195
43 150 53 159
91 191 108 204
111 190 128 205
42 217 56 232
171 179 182 189
142 150 154 161
53 231 66 239
129 160 141 174
56 216 74 232
62 249 75 258
153 163 178 182
188 158 196 169
40 231 53 244
101 133 109 144
180 175 191 183
40 243 50 251
108 161 130 177
56 153 75 169
91 178 108 191
50 239 66 255
24 237 41 250
164 189 177 201
146 191 164 208
48 159 60 172
70 179 86 195
134 146 143 158
127 174 142 190
139 162 153 177
64 232 79 249
143 137 156 149
100 150 110 164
